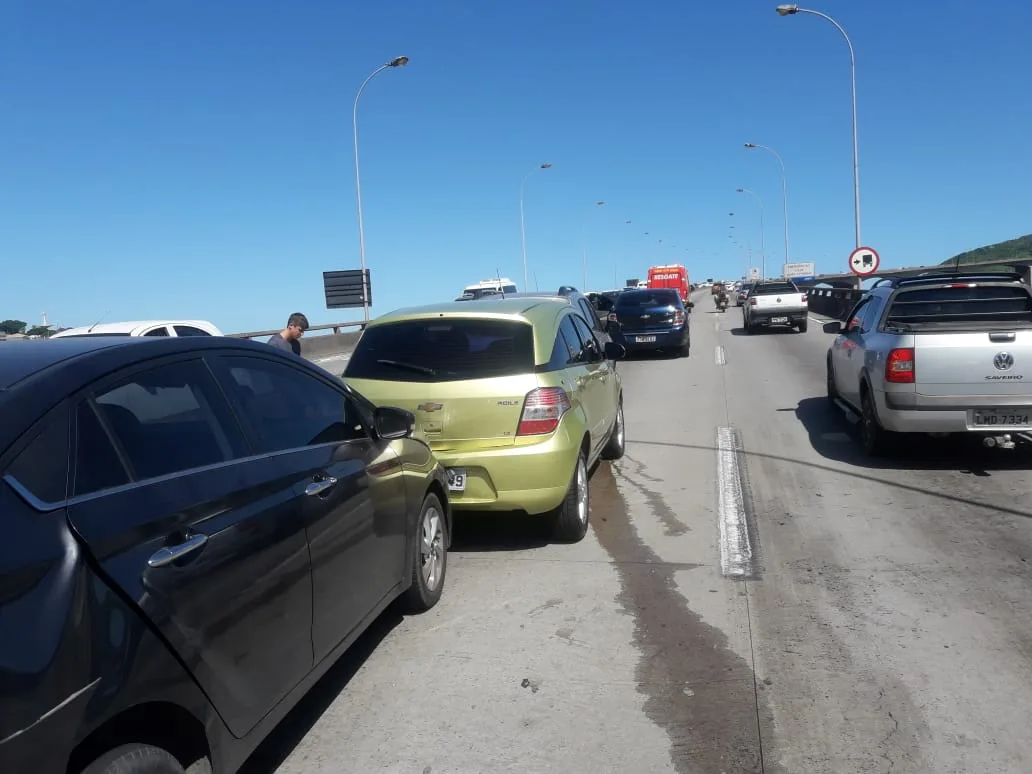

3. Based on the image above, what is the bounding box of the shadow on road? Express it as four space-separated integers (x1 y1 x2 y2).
789 396 1032 474
449 510 553 552
238 609 403 774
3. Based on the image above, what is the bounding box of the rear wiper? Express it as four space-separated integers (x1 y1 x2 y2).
375 359 437 376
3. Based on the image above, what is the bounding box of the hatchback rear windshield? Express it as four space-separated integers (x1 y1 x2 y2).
345 318 536 382
886 284 1032 325
615 290 682 308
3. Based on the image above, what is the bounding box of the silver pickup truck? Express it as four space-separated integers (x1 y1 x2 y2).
824 271 1032 455
743 280 810 333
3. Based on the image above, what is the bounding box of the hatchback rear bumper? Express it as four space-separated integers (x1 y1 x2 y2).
612 326 689 351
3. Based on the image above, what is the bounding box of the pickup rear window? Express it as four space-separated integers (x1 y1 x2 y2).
345 319 536 382
752 283 798 295
886 285 1032 326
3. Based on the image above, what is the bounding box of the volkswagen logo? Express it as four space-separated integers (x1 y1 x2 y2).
993 352 1014 371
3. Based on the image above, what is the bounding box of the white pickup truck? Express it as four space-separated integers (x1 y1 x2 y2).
743 280 810 333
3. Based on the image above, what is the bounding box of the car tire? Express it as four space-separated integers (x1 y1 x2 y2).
552 450 590 543
81 745 190 774
601 401 626 460
826 356 839 406
797 319 809 333
400 492 448 613
860 390 891 457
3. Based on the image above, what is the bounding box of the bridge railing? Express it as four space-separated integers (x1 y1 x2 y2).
807 288 862 321
228 320 367 360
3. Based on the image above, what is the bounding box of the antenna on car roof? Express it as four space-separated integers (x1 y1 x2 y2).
87 310 111 333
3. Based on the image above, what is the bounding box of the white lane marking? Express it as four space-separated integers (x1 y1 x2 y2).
716 426 754 578
715 345 726 366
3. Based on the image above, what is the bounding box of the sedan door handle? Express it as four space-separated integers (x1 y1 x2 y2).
147 533 209 568
305 477 338 497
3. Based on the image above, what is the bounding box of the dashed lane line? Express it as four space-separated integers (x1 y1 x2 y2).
715 345 727 366
716 426 754 578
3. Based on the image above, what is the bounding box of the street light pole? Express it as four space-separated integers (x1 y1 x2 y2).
744 142 790 272
736 187 767 280
353 55 409 322
520 162 553 292
776 4 862 286
581 201 606 290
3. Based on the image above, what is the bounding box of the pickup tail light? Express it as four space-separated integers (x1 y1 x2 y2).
800 294 809 304
749 297 758 306
673 310 686 325
885 348 915 383
517 387 571 436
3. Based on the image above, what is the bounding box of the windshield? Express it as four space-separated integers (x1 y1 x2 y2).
344 318 536 382
615 290 682 308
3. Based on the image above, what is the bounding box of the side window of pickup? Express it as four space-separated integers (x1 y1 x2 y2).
844 298 871 333
859 297 884 333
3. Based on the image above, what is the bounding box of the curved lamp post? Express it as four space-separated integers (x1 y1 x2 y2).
744 142 790 270
736 187 767 279
353 56 409 321
580 201 606 291
520 163 553 291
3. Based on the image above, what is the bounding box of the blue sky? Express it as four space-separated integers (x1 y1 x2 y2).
2 0 1030 333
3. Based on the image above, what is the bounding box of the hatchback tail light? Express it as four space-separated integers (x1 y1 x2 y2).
885 348 915 383
516 387 571 436
749 297 758 306
673 310 686 325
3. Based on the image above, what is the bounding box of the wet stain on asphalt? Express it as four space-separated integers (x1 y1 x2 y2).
614 454 691 536
591 464 785 774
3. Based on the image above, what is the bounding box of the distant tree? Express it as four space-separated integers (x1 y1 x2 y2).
26 325 54 338
941 233 1032 266
0 319 28 335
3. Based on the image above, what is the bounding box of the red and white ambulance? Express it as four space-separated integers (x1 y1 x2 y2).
646 264 690 304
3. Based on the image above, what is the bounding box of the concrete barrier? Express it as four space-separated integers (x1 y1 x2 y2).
300 330 363 359
807 288 862 321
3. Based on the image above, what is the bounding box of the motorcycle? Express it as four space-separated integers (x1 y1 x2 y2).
716 291 729 312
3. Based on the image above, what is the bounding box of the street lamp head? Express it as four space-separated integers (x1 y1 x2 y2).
540 162 553 169
775 4 799 15
596 201 606 206
736 188 745 193
744 143 757 149
388 56 410 67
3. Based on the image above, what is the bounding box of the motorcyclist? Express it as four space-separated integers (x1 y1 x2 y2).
715 283 729 308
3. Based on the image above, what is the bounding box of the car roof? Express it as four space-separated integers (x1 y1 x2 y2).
0 336 326 452
51 319 221 337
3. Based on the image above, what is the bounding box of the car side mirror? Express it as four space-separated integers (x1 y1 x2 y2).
373 406 416 440
686 302 695 309
604 341 626 360
822 321 843 335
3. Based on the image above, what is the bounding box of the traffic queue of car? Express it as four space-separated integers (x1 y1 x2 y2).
0 279 692 774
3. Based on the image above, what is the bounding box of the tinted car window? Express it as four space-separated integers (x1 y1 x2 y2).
174 326 212 337
74 402 131 496
887 285 1032 325
557 315 585 365
345 318 536 383
5 412 69 504
143 327 170 337
222 356 367 452
91 359 247 481
570 315 602 361
615 290 682 308
752 283 798 295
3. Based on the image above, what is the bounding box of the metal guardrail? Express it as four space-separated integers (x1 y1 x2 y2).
227 320 367 339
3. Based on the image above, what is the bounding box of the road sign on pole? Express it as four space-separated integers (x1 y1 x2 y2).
848 246 880 277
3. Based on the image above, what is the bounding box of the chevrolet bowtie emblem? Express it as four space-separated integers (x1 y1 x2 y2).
416 402 443 412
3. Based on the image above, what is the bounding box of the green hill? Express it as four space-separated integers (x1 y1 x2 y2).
939 233 1032 267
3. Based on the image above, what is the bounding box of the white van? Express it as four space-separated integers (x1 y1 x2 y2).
456 278 519 300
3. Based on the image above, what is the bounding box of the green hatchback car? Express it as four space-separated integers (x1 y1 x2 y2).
343 297 626 542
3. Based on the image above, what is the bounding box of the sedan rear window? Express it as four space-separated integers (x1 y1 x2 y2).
887 285 1032 326
615 290 681 308
345 319 536 382
752 282 797 295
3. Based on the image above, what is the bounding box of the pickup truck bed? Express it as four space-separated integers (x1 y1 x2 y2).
744 281 809 333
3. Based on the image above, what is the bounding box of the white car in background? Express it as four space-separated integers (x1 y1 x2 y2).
51 319 223 339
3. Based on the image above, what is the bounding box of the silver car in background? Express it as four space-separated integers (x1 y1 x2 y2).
823 270 1032 455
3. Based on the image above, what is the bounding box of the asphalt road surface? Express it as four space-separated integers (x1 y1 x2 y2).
242 290 1032 774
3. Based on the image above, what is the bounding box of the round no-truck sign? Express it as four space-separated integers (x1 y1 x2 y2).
849 246 881 277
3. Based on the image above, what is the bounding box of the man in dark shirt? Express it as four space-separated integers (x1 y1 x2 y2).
267 312 309 356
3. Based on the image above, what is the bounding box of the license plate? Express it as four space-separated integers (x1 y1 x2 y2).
970 410 1032 428
771 316 788 324
635 335 657 343
446 467 467 492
